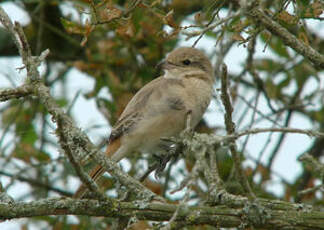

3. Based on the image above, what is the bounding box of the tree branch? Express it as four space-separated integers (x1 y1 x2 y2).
34 75 164 202
0 5 164 203
0 170 72 197
233 128 324 139
245 3 324 69
0 197 323 229
220 63 255 198
0 85 33 101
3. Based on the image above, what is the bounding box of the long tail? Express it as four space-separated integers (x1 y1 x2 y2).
73 138 121 198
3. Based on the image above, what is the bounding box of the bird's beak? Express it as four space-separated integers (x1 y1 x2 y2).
156 60 174 70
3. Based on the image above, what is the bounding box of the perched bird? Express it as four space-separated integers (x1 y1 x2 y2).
75 47 214 198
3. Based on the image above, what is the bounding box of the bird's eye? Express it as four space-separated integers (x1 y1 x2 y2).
182 59 191 65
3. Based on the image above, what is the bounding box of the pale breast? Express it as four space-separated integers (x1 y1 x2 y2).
184 77 213 128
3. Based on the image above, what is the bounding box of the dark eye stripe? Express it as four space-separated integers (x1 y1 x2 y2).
192 61 207 71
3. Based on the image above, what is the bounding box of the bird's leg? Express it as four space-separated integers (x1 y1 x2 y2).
185 109 193 132
181 110 194 141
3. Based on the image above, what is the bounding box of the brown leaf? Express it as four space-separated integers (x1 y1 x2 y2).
81 19 94 46
163 10 178 28
61 18 85 34
232 20 247 32
97 40 116 54
73 60 89 71
232 33 246 42
150 0 162 7
116 20 135 37
277 11 298 25
298 31 309 45
99 6 123 22
304 1 324 18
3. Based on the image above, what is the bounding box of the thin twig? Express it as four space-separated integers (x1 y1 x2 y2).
240 92 260 154
298 184 324 196
220 63 255 198
183 12 240 42
0 85 33 101
0 170 72 197
233 127 324 139
236 94 283 127
245 4 324 69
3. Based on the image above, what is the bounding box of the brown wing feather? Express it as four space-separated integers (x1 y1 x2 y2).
107 77 164 142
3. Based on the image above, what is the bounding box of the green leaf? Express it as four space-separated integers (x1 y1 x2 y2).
60 18 86 34
261 34 290 58
55 98 68 107
20 126 38 144
254 58 283 73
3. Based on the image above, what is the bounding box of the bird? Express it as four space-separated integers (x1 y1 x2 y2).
74 47 215 198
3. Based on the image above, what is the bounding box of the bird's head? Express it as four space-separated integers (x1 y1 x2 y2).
158 47 214 82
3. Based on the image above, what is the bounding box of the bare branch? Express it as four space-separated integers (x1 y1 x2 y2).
0 197 322 229
220 63 255 198
0 7 43 81
0 85 33 101
182 12 240 43
0 170 72 197
299 153 324 177
245 4 324 69
233 128 324 139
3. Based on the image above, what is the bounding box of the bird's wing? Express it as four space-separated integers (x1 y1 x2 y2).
108 77 187 142
74 77 187 198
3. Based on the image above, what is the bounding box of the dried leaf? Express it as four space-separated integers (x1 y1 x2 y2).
277 11 298 25
81 19 94 46
163 10 178 28
304 1 323 18
232 33 246 42
99 6 123 22
116 20 135 37
298 31 309 45
150 0 162 7
73 60 89 71
232 20 246 32
97 40 116 54
60 18 85 34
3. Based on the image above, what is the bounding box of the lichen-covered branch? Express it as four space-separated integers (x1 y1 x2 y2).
0 85 33 101
0 7 45 81
34 69 164 202
299 153 324 177
244 3 324 69
0 5 163 203
0 197 323 229
56 117 105 200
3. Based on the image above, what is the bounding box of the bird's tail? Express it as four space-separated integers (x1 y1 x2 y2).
73 138 121 198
